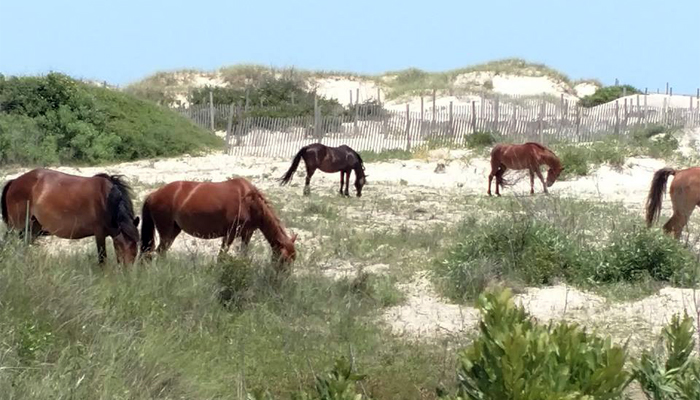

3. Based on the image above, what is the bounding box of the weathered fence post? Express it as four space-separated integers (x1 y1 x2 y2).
643 92 648 126
420 96 425 136
471 101 477 133
314 93 320 138
356 88 359 105
449 101 454 138
670 87 673 97
405 104 411 151
209 91 215 132
575 105 581 140
377 87 382 105
614 100 620 135
665 82 669 95
353 98 359 135
493 96 500 132
537 97 544 140
349 90 353 106
225 103 235 151
431 89 436 132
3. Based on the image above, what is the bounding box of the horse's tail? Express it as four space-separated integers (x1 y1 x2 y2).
646 168 676 227
279 146 307 185
140 198 156 254
1 179 14 225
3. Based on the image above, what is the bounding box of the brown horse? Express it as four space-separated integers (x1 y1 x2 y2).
1 169 140 264
140 177 297 263
646 167 700 239
487 142 564 196
280 143 367 197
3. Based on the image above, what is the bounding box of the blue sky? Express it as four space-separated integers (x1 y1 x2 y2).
1 0 698 93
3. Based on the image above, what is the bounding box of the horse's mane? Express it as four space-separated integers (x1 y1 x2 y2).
95 173 139 241
248 187 285 230
525 142 561 167
350 149 366 172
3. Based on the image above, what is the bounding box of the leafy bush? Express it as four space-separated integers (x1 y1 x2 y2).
440 289 632 399
557 145 590 177
465 130 500 149
0 73 222 165
435 217 585 301
217 257 258 310
597 227 698 285
248 357 372 400
579 85 641 108
635 313 700 400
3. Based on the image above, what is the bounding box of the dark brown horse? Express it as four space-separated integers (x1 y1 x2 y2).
487 142 564 196
646 167 700 239
280 143 367 197
140 177 297 263
1 169 140 264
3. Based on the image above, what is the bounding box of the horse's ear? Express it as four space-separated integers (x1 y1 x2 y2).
133 217 140 227
291 233 298 242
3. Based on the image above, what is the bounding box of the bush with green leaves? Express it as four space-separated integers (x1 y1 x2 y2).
247 357 372 400
634 313 700 400
597 227 698 286
465 130 500 149
579 85 641 108
0 73 222 165
434 217 586 301
440 289 632 399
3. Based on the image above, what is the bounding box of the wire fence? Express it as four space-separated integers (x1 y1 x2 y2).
174 94 700 158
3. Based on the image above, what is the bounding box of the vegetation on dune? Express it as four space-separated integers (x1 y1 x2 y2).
579 84 641 108
0 73 222 166
439 289 632 399
434 197 699 302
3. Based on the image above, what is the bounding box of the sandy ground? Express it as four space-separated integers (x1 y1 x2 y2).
2 140 699 345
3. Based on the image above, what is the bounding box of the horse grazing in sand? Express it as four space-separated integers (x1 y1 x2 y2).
1 169 140 264
140 177 297 264
280 143 367 197
487 142 564 196
646 167 700 239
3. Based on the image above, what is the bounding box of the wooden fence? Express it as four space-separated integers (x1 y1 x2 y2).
174 94 700 158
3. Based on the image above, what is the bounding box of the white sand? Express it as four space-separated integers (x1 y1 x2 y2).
574 82 599 98
307 77 384 106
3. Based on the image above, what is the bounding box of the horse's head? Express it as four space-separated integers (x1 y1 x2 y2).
355 174 367 197
114 217 140 264
275 232 297 265
546 166 564 187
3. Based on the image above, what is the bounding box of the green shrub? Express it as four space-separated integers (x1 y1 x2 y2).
635 314 700 400
435 217 585 301
441 289 632 399
579 85 641 108
597 227 698 285
359 148 413 162
0 73 222 165
217 257 258 310
557 145 590 177
465 130 500 149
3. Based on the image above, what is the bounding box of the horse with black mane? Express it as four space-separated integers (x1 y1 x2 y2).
1 168 140 264
280 143 367 197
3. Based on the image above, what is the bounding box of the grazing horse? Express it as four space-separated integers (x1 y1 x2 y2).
1 169 140 264
140 177 297 263
487 142 564 196
646 167 700 239
279 143 367 197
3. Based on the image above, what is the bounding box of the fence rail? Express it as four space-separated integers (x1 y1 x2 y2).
174 94 700 158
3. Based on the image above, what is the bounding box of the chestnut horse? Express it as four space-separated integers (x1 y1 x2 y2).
487 142 564 196
1 169 140 264
140 177 297 263
646 167 700 239
280 143 367 197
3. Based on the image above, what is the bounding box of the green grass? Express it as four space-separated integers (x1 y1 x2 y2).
0 73 223 166
433 196 700 302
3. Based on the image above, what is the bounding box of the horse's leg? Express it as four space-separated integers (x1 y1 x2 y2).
304 167 316 196
529 170 535 195
95 234 107 264
338 172 342 195
344 170 351 197
534 168 548 194
239 227 255 256
156 222 181 255
664 201 694 240
487 171 494 196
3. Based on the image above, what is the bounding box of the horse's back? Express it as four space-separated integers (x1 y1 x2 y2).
6 168 109 237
